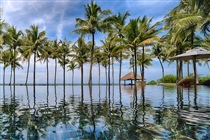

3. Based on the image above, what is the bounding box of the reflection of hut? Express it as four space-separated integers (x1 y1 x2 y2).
122 85 141 94
120 72 145 85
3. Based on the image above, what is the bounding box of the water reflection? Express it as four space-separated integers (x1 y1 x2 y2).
0 85 210 139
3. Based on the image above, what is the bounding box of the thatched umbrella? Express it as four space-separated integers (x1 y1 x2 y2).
120 72 142 85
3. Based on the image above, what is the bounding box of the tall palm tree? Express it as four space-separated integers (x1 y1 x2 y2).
58 39 71 85
0 20 10 49
0 20 10 83
38 40 52 85
72 0 112 85
101 36 122 85
152 43 167 83
93 46 102 84
18 44 32 85
0 50 13 85
5 26 23 85
25 24 47 86
111 11 130 84
70 37 90 85
50 39 60 85
124 16 159 86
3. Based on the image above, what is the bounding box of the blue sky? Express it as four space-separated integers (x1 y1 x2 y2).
1 0 209 84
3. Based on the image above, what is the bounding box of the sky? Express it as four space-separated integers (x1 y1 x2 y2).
1 0 210 84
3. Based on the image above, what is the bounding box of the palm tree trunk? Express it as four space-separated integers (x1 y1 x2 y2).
88 32 95 85
72 70 74 85
63 57 65 85
25 59 30 85
119 52 122 84
3 67 5 85
112 57 114 85
108 55 111 86
141 46 144 86
13 49 15 86
98 63 100 85
47 58 49 86
33 52 36 86
81 64 83 85
187 62 190 77
10 66 12 85
105 66 107 85
63 66 65 85
176 60 179 83
134 48 137 85
158 58 164 83
54 58 57 85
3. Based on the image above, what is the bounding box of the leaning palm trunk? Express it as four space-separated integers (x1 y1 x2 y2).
158 58 164 83
25 60 30 85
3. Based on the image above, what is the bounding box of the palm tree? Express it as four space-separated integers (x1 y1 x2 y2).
18 44 32 85
58 39 71 85
100 52 109 85
38 40 52 85
152 43 168 83
70 37 90 85
137 51 153 74
101 36 123 85
5 26 23 85
25 24 47 86
124 17 159 85
0 50 12 85
111 11 130 84
0 20 10 49
94 46 102 84
50 39 60 85
163 0 203 84
67 61 78 85
72 0 112 85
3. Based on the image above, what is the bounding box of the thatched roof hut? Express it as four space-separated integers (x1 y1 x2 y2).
120 72 143 85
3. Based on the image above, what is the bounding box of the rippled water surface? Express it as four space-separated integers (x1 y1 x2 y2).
0 85 210 139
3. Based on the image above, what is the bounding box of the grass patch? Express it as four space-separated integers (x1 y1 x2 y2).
163 83 176 86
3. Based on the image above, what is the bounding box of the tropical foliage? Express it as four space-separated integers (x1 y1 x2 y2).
1 0 210 85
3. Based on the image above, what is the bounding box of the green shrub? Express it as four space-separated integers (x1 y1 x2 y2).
157 74 176 83
147 80 157 85
199 74 210 83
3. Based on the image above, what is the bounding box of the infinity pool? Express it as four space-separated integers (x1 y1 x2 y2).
0 85 210 139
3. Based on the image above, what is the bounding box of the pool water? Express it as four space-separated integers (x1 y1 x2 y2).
0 85 210 139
